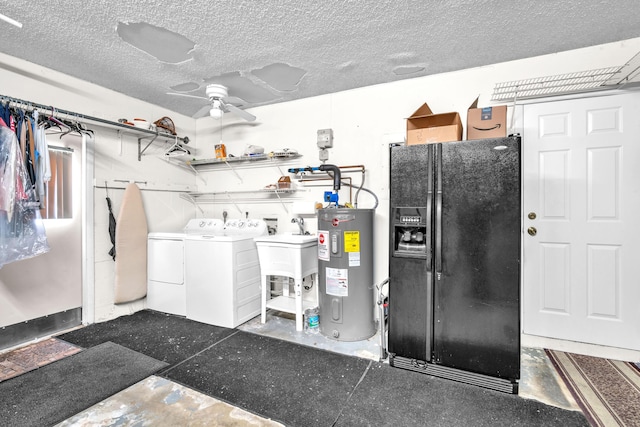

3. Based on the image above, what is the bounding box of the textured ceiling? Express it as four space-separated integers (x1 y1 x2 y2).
2 1 640 117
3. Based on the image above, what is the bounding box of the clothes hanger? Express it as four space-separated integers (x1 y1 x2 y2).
164 137 191 157
76 121 94 137
47 107 69 130
42 110 94 138
41 107 70 134
58 118 82 138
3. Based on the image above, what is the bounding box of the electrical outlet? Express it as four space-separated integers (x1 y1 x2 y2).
317 128 333 148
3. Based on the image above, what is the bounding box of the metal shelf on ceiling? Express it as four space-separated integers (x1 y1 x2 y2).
491 67 623 101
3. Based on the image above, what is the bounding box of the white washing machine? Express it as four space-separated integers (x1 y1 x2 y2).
147 219 224 316
184 219 268 328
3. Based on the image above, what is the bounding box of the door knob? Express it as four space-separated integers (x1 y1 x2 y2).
527 227 537 236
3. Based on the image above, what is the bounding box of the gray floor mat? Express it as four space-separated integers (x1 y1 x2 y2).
334 362 589 427
57 309 235 365
162 330 371 427
0 341 168 427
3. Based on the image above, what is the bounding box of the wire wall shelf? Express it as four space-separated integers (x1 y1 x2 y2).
604 50 640 86
491 67 623 101
180 188 303 214
181 188 299 202
188 153 301 168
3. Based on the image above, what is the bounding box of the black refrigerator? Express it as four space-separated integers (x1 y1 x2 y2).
388 136 521 394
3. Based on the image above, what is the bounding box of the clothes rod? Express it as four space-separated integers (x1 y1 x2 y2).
48 145 74 153
94 184 190 194
0 94 189 144
94 178 194 193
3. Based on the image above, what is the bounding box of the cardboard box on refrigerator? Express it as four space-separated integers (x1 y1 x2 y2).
466 97 507 140
406 102 463 145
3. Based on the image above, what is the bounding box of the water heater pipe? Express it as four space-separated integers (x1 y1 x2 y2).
318 164 341 190
296 177 353 204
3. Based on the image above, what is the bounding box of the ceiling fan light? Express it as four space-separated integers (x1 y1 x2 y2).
209 106 223 119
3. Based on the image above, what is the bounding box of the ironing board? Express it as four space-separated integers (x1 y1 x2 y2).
114 183 148 303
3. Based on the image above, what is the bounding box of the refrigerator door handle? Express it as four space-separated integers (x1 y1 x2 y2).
435 144 442 278
426 193 432 271
426 146 434 272
435 190 442 277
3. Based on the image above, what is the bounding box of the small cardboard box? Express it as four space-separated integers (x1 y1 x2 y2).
406 103 463 145
467 97 507 140
277 176 291 189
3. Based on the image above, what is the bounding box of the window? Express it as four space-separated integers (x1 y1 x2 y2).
40 147 73 219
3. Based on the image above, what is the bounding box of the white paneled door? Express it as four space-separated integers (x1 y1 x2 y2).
523 93 640 351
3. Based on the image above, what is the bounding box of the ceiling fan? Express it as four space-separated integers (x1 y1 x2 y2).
168 84 256 122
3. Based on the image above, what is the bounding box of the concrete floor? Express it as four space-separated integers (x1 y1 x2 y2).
56 375 285 427
49 310 580 426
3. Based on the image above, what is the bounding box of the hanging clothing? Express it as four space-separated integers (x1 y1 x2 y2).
33 111 51 205
0 124 18 219
0 124 50 268
106 194 117 261
23 115 37 193
0 102 11 131
15 109 27 162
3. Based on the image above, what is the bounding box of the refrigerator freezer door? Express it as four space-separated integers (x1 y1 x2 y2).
433 137 521 380
388 144 434 362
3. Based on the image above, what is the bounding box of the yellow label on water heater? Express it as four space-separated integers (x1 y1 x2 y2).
343 231 360 253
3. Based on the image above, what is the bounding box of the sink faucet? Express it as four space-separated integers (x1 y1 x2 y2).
291 217 305 235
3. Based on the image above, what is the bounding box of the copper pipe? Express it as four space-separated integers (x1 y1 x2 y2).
336 164 365 172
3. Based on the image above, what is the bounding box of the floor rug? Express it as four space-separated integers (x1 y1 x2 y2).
162 330 372 427
546 349 640 427
57 309 236 365
334 362 589 427
0 338 81 382
0 341 168 427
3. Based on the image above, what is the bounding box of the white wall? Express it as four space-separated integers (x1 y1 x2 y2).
194 37 640 286
0 133 83 327
0 52 198 324
2 37 639 326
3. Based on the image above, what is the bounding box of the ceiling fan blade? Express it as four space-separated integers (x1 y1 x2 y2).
166 92 208 101
223 102 256 122
222 96 247 107
193 104 211 118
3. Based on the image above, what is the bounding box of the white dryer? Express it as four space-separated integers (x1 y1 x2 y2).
184 219 268 328
147 218 224 316
147 231 186 316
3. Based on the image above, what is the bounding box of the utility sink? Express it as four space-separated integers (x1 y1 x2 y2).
254 233 319 331
254 233 318 277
